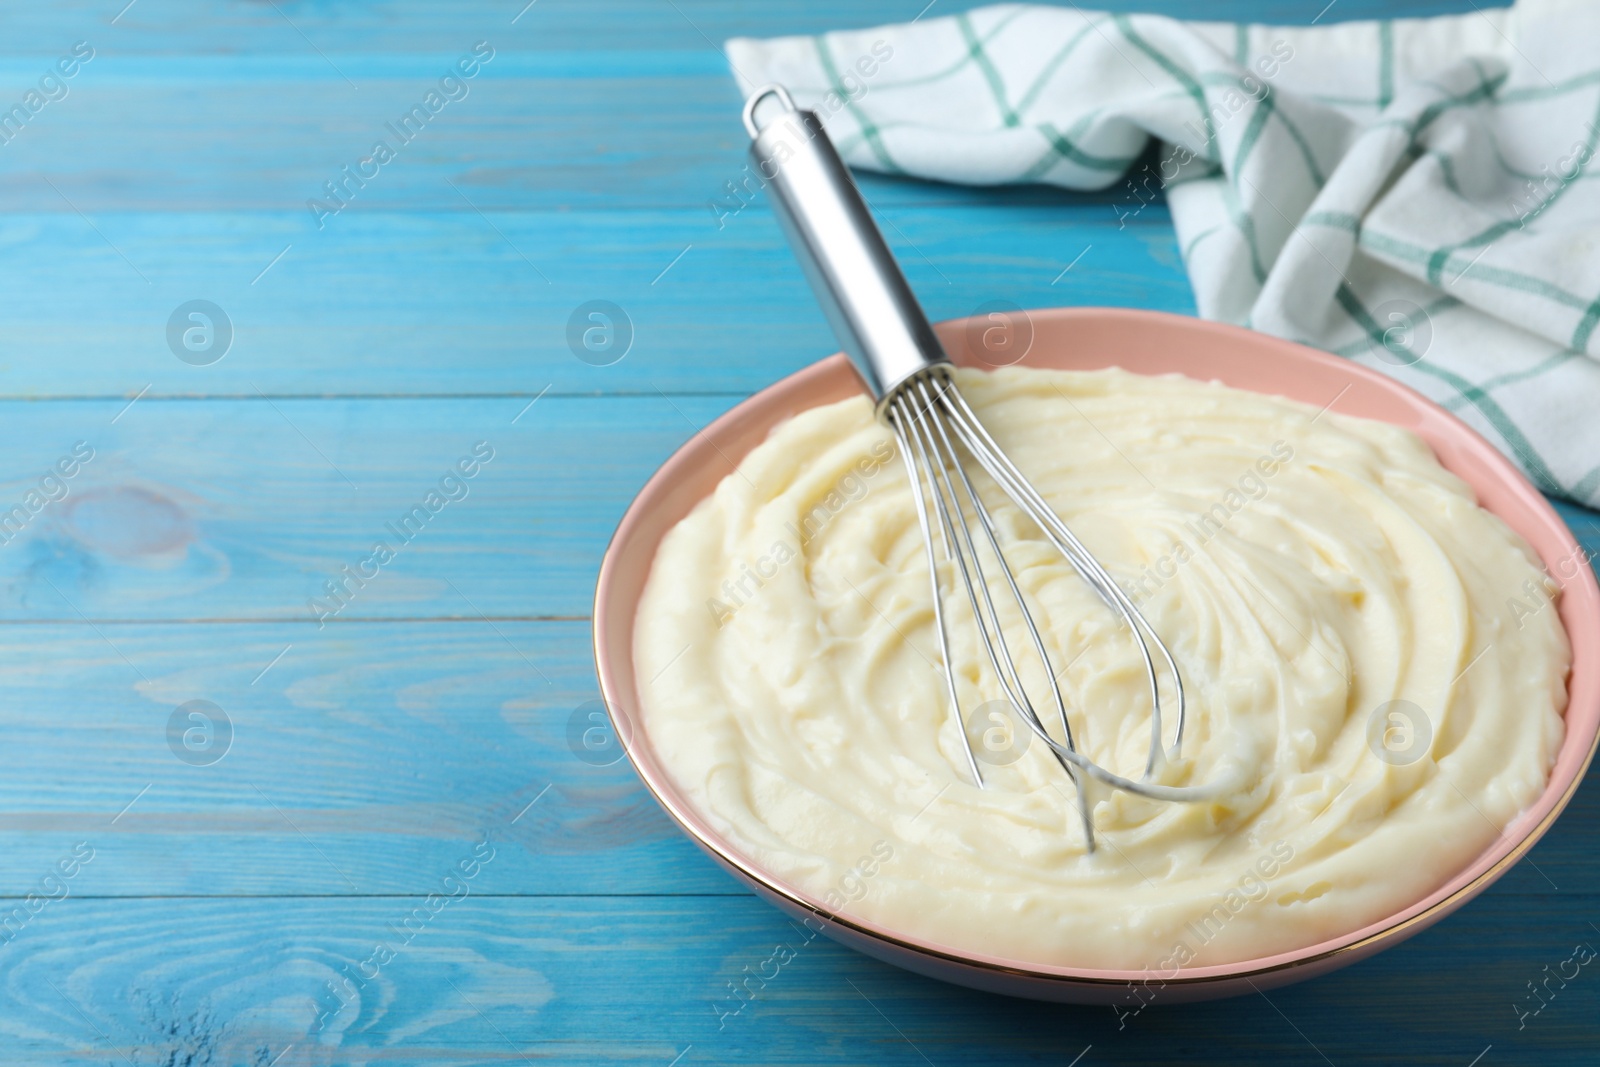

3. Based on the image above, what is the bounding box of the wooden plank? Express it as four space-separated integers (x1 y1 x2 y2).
0 0 1479 58
0 396 1593 623
0 51 1144 212
0 205 1188 398
0 394 732 620
0 879 1593 1065
0 620 739 896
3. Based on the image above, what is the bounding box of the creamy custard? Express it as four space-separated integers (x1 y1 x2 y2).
634 366 1568 971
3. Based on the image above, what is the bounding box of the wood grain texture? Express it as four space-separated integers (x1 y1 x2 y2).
0 395 740 620
0 0 1493 57
0 3 1174 400
0 398 1587 624
0 621 741 896
4 0 1597 1064
0 205 1187 398
0 886 1596 1066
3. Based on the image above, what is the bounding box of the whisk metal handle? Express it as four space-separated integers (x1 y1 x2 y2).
744 85 948 414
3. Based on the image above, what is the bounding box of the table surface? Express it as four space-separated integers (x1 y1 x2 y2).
2 0 1597 1063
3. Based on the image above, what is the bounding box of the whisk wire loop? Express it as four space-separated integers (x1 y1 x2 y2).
885 368 1211 850
890 392 985 791
939 380 1188 768
893 384 1098 849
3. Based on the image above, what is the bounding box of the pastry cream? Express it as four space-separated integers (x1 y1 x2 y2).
634 366 1569 971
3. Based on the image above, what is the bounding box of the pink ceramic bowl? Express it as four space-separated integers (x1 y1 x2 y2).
592 307 1600 1003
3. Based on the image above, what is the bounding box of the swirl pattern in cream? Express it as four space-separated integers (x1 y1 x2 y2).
634 366 1568 970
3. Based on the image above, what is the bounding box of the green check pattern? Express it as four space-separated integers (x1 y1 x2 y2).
728 2 1600 506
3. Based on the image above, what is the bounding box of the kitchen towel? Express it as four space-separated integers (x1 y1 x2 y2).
727 1 1600 508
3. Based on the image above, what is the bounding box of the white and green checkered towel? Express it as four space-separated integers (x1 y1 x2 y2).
727 0 1600 507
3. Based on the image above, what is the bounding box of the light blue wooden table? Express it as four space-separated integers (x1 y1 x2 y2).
1 1 1595 1063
